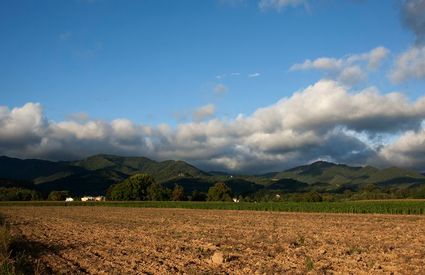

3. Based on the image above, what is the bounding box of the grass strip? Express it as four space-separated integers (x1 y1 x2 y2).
0 200 424 215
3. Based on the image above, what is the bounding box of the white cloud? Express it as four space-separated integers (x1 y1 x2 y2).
379 127 425 170
291 57 343 71
290 46 390 85
215 72 240 80
338 66 366 86
367 46 391 69
390 46 425 83
2 80 425 172
259 0 308 11
248 72 261 78
0 103 46 146
193 104 216 122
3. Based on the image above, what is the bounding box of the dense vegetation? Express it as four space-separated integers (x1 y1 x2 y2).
207 182 233 201
1 155 425 203
108 174 157 200
48 191 71 201
0 188 41 201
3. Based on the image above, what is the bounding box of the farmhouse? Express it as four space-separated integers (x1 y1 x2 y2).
81 196 94 202
95 196 106 201
81 196 106 202
65 197 74 202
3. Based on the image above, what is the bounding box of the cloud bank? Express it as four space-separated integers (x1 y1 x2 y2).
290 47 389 85
390 46 425 83
390 0 425 83
259 0 308 11
2 80 425 173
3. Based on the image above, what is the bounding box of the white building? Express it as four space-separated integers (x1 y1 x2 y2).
81 196 106 202
95 196 106 201
65 197 74 202
81 196 94 202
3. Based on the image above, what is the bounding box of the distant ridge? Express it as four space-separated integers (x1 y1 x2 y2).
0 155 209 195
274 161 425 188
0 155 424 196
72 154 209 182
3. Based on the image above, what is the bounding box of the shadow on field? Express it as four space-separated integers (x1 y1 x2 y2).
8 237 60 274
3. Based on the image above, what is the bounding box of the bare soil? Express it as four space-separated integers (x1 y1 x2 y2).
2 207 425 274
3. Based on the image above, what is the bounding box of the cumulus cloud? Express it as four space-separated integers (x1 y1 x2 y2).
390 45 425 83
337 66 366 86
259 0 308 11
1 80 425 172
367 47 391 69
379 128 425 170
0 103 47 147
193 104 216 122
290 46 390 85
174 104 217 123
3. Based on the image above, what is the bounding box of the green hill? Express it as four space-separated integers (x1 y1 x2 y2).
0 178 35 190
274 161 425 188
0 156 84 181
365 167 425 185
0 155 210 196
71 154 209 182
0 155 425 197
267 178 309 192
36 169 128 196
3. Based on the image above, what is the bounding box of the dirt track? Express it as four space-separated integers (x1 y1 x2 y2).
3 207 425 274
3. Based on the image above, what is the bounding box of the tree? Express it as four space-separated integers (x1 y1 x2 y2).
190 190 207 201
109 173 155 201
207 182 233 201
302 191 323 202
48 191 70 201
171 184 185 201
0 188 42 201
147 182 170 201
362 183 379 193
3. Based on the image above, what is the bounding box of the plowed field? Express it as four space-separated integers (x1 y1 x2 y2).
3 207 425 274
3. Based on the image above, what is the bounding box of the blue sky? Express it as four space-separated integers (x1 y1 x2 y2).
0 0 416 123
1 0 425 172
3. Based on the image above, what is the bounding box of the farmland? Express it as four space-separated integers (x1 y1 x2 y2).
1 200 425 215
2 206 425 274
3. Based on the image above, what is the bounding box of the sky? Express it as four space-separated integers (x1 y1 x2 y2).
1 0 425 173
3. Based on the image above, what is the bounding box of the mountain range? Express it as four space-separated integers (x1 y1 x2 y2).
1 154 425 196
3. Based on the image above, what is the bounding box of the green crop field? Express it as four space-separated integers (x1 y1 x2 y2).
1 200 424 215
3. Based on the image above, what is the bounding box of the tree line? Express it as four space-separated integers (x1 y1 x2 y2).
2 172 425 202
106 174 233 201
